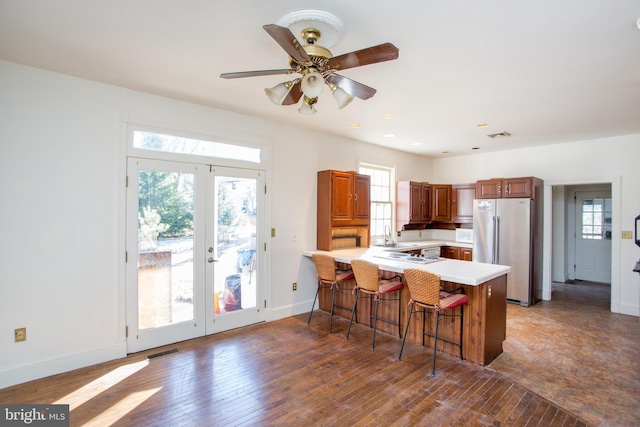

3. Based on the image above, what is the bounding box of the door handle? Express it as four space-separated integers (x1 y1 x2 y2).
208 257 218 263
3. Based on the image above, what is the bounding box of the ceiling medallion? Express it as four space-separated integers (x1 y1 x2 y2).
277 10 344 47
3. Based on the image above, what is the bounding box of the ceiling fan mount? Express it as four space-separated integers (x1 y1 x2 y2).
220 10 399 114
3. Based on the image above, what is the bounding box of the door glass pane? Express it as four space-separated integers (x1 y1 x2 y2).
214 176 257 314
137 169 195 329
581 198 611 240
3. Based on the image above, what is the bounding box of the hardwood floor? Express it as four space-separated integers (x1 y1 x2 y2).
0 281 635 426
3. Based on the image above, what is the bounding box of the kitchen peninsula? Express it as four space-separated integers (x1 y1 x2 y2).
303 244 510 366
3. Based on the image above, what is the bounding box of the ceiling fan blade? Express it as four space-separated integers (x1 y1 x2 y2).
263 24 312 65
326 74 377 100
220 69 294 79
327 42 399 71
281 80 303 105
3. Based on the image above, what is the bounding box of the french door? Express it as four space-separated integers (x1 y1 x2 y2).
126 158 265 353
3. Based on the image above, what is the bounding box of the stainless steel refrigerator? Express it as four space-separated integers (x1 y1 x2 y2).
473 198 542 306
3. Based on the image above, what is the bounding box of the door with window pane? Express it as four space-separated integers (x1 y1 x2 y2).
575 191 611 283
126 159 265 353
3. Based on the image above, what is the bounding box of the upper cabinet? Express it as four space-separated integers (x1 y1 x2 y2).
431 184 453 222
452 183 476 223
476 177 542 200
317 170 370 251
397 181 431 229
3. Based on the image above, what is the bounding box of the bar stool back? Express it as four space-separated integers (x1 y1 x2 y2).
346 259 403 350
309 254 355 332
398 268 468 376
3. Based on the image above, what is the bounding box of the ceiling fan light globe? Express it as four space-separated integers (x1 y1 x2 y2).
298 97 318 115
331 86 355 109
264 81 292 105
301 71 324 98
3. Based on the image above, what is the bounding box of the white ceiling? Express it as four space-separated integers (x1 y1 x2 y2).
1 0 639 157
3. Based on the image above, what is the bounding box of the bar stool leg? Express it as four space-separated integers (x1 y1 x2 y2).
371 297 380 350
346 288 359 339
329 282 337 333
307 282 320 324
432 312 440 377
398 304 415 360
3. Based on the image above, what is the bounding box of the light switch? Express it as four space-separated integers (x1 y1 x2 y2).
622 231 632 239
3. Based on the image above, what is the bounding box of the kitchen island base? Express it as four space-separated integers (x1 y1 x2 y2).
317 266 507 366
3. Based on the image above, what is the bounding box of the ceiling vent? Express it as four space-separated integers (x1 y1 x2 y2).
487 131 511 139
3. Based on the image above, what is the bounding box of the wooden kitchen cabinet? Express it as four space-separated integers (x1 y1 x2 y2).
452 183 475 223
431 184 453 222
476 177 542 200
396 181 431 229
441 246 459 259
317 170 370 251
441 246 472 261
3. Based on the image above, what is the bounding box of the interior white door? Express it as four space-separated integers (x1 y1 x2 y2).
126 159 266 353
575 191 612 283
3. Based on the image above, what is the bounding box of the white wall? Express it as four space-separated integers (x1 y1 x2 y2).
0 60 434 388
433 137 640 316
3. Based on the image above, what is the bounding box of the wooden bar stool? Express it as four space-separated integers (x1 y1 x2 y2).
309 253 355 332
346 259 404 350
398 268 468 376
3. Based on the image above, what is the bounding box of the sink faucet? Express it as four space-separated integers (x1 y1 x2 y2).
384 225 392 247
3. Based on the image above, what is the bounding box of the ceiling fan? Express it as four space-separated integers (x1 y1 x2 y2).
220 12 399 115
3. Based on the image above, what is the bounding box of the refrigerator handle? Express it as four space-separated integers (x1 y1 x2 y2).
494 216 500 264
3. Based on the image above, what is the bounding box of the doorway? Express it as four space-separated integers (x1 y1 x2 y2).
126 158 265 353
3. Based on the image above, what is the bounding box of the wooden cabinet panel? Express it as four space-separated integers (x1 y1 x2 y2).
461 248 473 261
442 246 459 259
432 184 452 222
503 177 533 198
476 178 503 199
397 181 431 229
331 171 354 222
452 183 475 223
353 173 371 221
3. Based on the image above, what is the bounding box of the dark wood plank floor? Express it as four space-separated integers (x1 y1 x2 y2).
0 310 591 426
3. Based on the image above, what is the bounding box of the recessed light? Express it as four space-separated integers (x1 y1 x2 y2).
441 151 449 154
349 123 361 128
412 142 422 146
384 134 395 138
384 114 396 119
477 123 489 128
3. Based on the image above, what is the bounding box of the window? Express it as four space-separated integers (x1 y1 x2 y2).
581 198 612 240
358 163 394 242
133 130 261 163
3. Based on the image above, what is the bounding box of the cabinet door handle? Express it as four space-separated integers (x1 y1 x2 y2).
354 193 358 201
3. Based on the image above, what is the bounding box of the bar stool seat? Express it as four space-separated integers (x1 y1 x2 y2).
398 268 468 376
309 253 355 332
346 259 404 350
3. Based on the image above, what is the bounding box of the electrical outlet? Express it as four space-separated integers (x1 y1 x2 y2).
271 228 276 237
15 327 26 343
292 282 297 291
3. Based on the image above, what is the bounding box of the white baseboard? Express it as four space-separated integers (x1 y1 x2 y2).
266 300 313 322
0 342 127 389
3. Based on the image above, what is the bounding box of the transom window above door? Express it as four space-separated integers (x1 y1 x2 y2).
133 130 261 163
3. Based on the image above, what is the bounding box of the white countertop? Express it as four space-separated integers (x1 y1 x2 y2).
303 245 510 286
